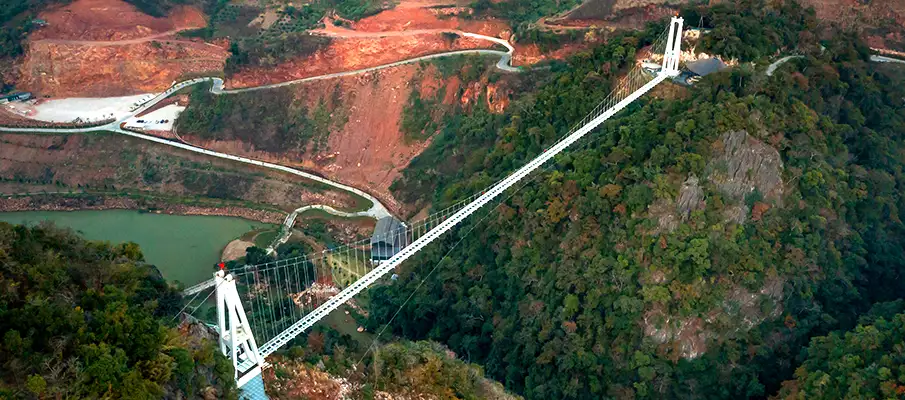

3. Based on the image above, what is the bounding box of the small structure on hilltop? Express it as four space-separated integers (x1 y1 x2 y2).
684 57 728 84
371 217 408 262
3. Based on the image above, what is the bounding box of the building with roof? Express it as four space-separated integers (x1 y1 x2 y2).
686 57 727 77
371 217 409 261
0 92 32 104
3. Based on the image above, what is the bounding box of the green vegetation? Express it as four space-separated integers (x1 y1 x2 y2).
361 341 516 399
0 0 69 59
779 304 905 399
177 84 344 154
399 56 500 155
0 222 238 398
372 1 905 398
122 0 180 17
333 0 385 20
270 326 517 399
472 0 579 31
176 0 384 73
687 0 817 61
253 229 279 248
519 28 585 52
400 90 440 141
225 33 332 73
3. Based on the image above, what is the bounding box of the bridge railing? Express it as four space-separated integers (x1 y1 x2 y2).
212 17 684 389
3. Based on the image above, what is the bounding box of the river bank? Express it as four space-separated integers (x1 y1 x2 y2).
0 209 269 284
0 193 287 224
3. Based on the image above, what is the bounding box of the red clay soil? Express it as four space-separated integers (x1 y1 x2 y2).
19 40 227 97
187 64 466 215
353 6 460 31
12 0 225 97
226 33 487 88
351 5 510 37
226 2 515 89
30 0 207 41
511 42 588 66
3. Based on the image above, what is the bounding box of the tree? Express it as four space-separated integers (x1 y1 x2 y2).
0 223 238 398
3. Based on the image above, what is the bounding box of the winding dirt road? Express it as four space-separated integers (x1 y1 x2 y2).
1 25 520 236
29 28 224 49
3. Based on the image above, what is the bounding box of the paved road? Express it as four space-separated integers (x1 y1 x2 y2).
32 29 206 47
765 55 803 76
265 203 375 254
871 55 905 65
1 28 522 222
0 115 392 221
112 126 393 220
766 54 903 78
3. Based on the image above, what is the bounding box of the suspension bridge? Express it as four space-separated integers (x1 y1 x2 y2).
191 17 686 399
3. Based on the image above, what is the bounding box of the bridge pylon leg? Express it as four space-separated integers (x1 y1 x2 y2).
215 270 266 394
662 16 685 76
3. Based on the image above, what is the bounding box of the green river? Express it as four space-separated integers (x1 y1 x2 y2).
0 210 269 285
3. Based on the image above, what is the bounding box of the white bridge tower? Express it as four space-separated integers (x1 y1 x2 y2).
662 16 684 75
215 270 266 394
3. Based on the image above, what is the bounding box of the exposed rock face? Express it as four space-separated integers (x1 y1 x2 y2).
709 130 783 202
708 130 783 223
642 310 710 359
676 175 704 219
650 175 704 234
641 276 785 360
641 131 786 359
19 40 228 97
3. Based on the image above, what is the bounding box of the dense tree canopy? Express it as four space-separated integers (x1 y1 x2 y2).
0 222 238 398
779 308 905 399
374 1 905 398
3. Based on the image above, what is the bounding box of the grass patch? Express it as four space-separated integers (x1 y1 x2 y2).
253 229 280 248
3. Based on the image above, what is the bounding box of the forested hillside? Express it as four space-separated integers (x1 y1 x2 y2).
779 301 905 398
0 222 238 398
373 0 905 398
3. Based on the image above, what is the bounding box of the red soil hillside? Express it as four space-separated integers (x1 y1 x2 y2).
188 64 436 213
15 0 227 97
226 33 490 89
226 1 515 88
20 40 227 97
188 62 508 215
350 5 510 36
30 0 207 41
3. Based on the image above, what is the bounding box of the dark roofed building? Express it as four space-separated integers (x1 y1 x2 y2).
686 57 727 77
371 217 409 261
0 92 32 104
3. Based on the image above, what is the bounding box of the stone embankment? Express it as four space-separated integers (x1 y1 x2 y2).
0 195 285 224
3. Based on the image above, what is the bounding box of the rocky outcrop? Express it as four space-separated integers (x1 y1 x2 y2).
709 130 783 202
676 175 705 219
707 130 783 223
650 175 705 233
641 131 786 359
641 276 785 360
